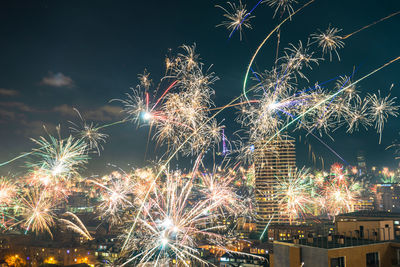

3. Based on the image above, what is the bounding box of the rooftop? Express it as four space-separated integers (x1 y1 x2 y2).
337 210 400 219
276 236 400 249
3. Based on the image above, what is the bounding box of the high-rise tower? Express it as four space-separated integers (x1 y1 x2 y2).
254 137 296 234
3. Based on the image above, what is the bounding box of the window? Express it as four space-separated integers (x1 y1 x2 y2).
331 257 345 267
397 249 400 265
366 252 379 267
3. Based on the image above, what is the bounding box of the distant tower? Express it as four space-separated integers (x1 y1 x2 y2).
254 136 296 235
357 150 367 176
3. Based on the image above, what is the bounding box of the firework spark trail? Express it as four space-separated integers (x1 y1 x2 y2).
263 56 400 146
243 0 315 101
208 100 259 111
59 212 93 240
342 10 400 40
150 80 178 112
279 108 349 165
306 130 348 165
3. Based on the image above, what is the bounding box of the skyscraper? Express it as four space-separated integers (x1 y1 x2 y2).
254 137 296 235
357 150 367 176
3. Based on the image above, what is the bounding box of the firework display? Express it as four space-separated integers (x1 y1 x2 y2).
0 1 399 266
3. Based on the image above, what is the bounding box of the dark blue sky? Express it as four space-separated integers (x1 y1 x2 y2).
0 0 399 175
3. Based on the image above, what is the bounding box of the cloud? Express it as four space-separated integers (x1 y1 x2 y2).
0 101 34 112
0 102 36 124
0 108 17 122
53 104 122 122
0 88 19 96
85 105 122 121
18 120 58 137
40 72 74 88
53 104 76 117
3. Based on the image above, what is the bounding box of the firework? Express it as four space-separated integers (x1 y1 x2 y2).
59 212 93 240
138 69 152 90
263 0 298 18
275 167 312 224
368 90 399 144
118 44 222 156
122 169 223 265
96 179 133 224
69 108 108 155
0 178 16 205
311 164 363 219
118 162 265 266
28 128 89 181
19 188 56 238
311 26 344 61
216 1 254 40
200 167 243 217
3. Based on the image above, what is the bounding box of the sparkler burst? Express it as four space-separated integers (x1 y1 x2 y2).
311 26 345 61
275 167 312 224
263 0 298 18
216 1 255 40
92 174 133 224
28 128 89 181
120 165 260 266
368 90 399 144
0 178 16 205
19 188 56 238
69 109 108 155
118 44 222 156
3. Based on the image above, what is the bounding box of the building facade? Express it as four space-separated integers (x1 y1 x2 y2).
254 137 296 232
374 184 400 213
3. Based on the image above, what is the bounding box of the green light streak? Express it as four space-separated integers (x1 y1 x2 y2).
243 0 315 101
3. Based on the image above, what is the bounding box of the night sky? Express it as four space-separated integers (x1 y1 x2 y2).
0 0 399 176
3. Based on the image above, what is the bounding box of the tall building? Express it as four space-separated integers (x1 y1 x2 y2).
357 150 367 176
374 183 400 212
254 137 296 234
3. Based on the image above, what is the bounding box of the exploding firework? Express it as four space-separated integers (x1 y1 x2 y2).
18 188 56 238
0 178 17 206
275 167 312 224
263 0 298 18
69 108 108 155
28 128 89 182
216 1 255 40
116 161 264 266
368 89 399 144
311 25 345 61
118 44 222 156
92 174 134 224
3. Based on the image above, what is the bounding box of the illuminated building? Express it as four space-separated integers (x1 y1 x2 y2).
353 196 374 212
374 184 400 213
272 211 400 267
254 136 296 233
356 150 367 176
